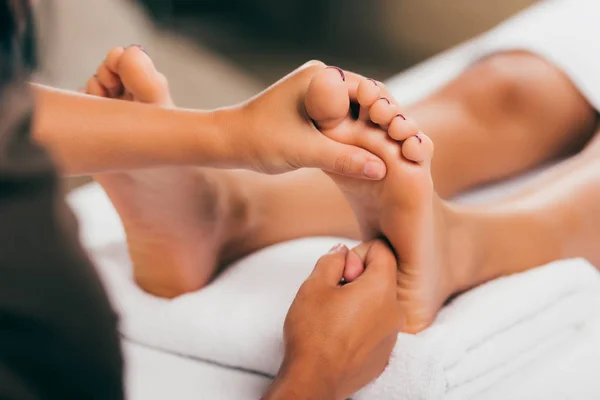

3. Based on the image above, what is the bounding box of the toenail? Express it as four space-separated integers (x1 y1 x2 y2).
379 97 391 105
329 243 348 254
395 113 407 120
128 44 148 55
367 78 378 86
414 134 422 143
326 66 345 82
363 160 386 179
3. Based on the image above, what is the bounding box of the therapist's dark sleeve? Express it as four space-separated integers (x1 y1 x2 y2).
0 83 124 399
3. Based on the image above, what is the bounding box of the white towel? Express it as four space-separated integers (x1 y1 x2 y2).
70 184 600 400
355 259 600 400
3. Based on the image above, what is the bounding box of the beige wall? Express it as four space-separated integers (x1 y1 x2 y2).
379 0 539 62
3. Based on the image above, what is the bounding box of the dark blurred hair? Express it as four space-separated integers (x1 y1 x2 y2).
0 0 36 87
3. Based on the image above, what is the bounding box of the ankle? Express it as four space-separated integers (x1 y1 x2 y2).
442 203 481 295
217 171 263 263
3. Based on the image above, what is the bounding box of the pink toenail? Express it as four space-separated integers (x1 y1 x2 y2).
329 243 348 254
395 113 407 120
367 78 379 86
379 97 391 105
128 44 148 55
326 66 346 82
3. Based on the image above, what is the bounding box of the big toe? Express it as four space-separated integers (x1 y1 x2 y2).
118 45 172 106
305 66 349 130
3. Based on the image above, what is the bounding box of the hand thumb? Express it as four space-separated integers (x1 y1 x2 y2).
310 244 349 286
312 140 386 180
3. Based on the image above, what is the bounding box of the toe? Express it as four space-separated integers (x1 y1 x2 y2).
357 78 381 121
105 46 125 74
305 66 350 130
118 45 172 105
343 249 366 283
86 77 108 97
96 63 122 98
370 97 400 127
388 115 419 141
401 132 434 164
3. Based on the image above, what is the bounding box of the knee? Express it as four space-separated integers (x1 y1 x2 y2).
465 51 562 116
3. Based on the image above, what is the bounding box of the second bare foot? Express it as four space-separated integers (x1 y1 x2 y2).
86 46 255 297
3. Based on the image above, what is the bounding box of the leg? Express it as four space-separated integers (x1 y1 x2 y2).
309 70 600 333
88 50 596 300
408 51 597 197
244 51 598 252
454 131 600 288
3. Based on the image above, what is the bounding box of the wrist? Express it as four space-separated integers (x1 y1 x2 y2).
262 357 339 400
209 105 256 170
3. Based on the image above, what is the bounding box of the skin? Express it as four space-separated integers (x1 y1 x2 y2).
81 47 600 334
39 47 403 397
302 54 600 332
263 241 404 400
33 57 387 179
24 0 600 397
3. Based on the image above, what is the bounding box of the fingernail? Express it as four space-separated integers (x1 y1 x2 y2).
395 113 406 120
363 160 385 179
379 97 390 105
367 78 378 86
128 44 148 55
326 66 345 82
415 134 422 143
329 244 348 254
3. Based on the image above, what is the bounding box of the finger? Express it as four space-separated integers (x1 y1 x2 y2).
310 138 387 180
309 244 350 286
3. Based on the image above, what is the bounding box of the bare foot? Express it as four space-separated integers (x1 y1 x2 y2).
306 68 462 333
85 46 255 297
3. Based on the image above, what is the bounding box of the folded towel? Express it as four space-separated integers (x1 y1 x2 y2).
95 240 600 399
355 258 600 399
69 183 600 400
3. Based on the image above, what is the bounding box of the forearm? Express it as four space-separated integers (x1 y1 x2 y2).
32 84 240 176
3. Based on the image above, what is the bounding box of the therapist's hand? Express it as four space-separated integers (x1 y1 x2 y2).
228 61 386 180
263 241 403 400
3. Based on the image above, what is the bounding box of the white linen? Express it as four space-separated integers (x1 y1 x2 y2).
69 184 600 400
123 341 270 400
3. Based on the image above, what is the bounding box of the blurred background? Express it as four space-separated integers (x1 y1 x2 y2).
36 0 539 108
36 0 537 187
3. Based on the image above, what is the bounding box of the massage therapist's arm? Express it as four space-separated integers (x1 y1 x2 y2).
31 62 385 179
262 241 403 400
